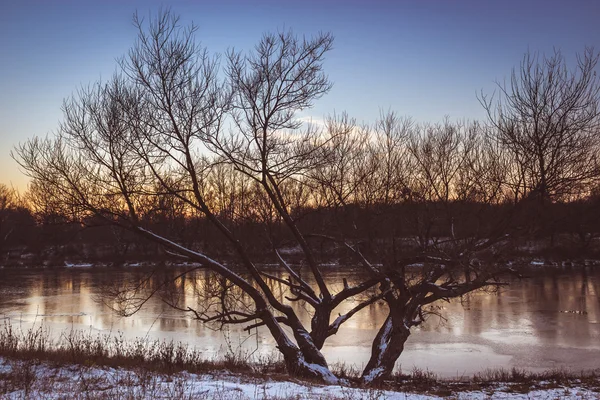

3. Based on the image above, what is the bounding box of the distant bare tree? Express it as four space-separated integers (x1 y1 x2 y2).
0 184 14 216
368 112 414 206
0 184 17 254
481 48 600 203
309 113 367 209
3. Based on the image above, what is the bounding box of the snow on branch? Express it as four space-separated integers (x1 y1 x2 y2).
327 291 388 337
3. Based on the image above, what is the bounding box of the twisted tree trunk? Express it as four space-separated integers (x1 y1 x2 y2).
276 324 338 383
360 315 411 385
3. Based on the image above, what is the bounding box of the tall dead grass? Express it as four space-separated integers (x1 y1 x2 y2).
1 320 599 397
0 320 285 376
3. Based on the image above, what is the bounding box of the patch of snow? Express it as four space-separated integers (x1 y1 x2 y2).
125 262 141 267
0 359 12 374
64 262 93 268
303 360 339 385
530 260 545 266
319 262 340 267
294 350 339 385
406 263 424 267
0 357 597 399
0 357 344 398
362 366 385 384
278 245 302 255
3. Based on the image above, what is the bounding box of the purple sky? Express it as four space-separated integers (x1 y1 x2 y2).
1 0 599 189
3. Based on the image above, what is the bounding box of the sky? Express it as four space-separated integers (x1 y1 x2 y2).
1 0 599 190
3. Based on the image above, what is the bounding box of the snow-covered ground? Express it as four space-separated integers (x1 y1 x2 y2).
0 357 597 399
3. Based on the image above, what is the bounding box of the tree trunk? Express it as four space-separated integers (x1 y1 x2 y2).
310 305 331 350
268 317 339 384
282 349 339 384
276 333 338 384
360 315 411 385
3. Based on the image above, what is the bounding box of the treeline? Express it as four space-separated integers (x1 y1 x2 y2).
6 44 599 268
3 112 600 266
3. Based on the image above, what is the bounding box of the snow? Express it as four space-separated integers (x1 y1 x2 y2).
377 318 393 355
302 360 339 385
293 343 340 385
330 314 345 331
530 260 545 266
0 357 597 399
64 262 93 268
125 262 141 267
362 366 385 384
277 245 302 255
455 388 599 399
362 318 393 384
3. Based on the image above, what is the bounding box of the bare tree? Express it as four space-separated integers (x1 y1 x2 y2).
0 184 17 255
367 112 414 206
309 120 518 383
207 27 384 376
357 121 518 383
481 48 600 204
14 11 383 383
301 115 520 383
310 113 365 209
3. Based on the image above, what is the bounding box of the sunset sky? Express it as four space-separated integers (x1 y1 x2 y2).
1 0 599 190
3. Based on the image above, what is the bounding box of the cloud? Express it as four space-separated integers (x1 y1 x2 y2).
295 115 327 129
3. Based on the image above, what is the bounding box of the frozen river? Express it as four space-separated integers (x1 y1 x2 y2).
1 266 599 377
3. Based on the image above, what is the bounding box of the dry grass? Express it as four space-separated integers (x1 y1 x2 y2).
1 321 599 398
374 366 600 396
0 320 287 378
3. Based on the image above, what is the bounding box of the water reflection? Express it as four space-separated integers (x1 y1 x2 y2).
1 267 599 376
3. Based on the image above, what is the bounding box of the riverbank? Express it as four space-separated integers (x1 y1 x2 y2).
0 324 599 399
1 356 599 399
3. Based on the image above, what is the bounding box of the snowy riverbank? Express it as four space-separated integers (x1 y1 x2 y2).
1 357 598 399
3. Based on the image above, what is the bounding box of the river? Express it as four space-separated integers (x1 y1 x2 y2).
0 266 599 377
